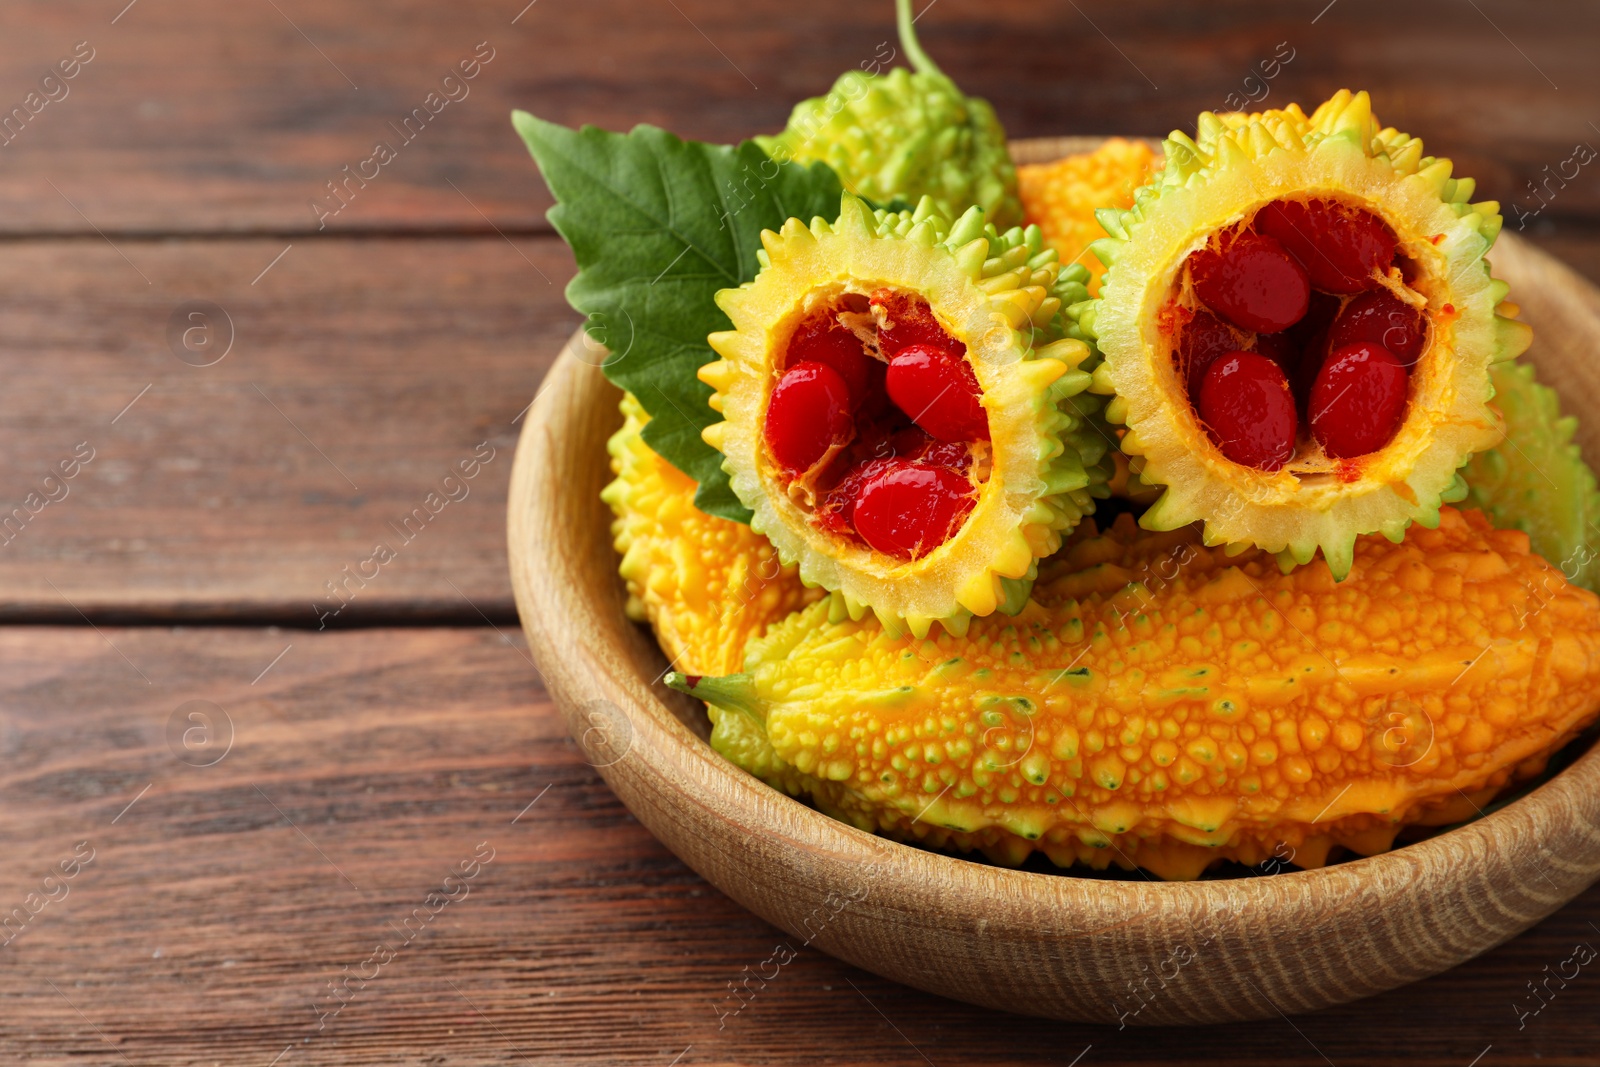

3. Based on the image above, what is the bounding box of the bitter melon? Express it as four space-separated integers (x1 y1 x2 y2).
672 507 1600 879
1075 90 1532 579
700 194 1110 639
755 0 1021 228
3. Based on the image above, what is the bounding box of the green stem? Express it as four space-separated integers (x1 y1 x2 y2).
895 0 944 77
665 671 765 717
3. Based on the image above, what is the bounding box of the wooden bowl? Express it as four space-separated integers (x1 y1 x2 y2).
508 139 1600 1024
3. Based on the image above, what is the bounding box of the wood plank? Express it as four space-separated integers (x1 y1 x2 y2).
0 235 579 622
0 625 1594 1065
1 0 1597 235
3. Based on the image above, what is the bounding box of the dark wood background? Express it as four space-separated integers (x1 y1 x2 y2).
3 1 1597 1063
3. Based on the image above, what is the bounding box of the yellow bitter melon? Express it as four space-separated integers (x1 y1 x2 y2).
601 393 821 676
1017 137 1161 294
671 507 1600 880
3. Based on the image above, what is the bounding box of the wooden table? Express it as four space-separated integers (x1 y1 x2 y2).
4 1 1597 1063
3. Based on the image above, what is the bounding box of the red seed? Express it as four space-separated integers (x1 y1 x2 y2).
1189 232 1310 334
787 314 880 405
1177 309 1240 397
851 460 975 559
871 289 962 359
1310 342 1409 458
885 344 990 442
764 361 854 475
1197 351 1299 471
814 455 894 536
1327 290 1428 368
1255 198 1396 294
812 429 973 538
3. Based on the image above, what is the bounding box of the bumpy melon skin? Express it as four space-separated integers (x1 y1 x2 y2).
755 72 1020 230
1464 360 1600 591
701 194 1111 639
601 394 822 675
602 397 826 799
1074 90 1533 578
674 508 1600 880
753 0 1019 228
1017 138 1161 294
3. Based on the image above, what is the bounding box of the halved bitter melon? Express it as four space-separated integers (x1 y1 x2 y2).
700 194 1111 639
1075 90 1532 578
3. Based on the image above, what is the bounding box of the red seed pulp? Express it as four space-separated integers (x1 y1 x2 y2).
764 361 853 475
774 294 985 555
1293 290 1345 342
814 455 896 536
1310 342 1409 458
1327 290 1427 367
1252 330 1297 376
1254 198 1397 294
1177 197 1420 470
851 460 977 559
1284 289 1344 408
786 315 881 406
813 427 973 537
1190 232 1310 334
886 344 990 442
1176 308 1240 398
1196 352 1298 471
871 288 958 358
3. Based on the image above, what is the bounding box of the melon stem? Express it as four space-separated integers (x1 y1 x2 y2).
895 0 945 78
665 671 765 717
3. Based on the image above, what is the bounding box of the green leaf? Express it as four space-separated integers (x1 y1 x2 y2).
513 111 844 523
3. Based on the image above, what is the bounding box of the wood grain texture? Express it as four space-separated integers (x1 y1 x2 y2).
2 625 1596 1065
508 320 1600 1024
0 236 578 623
1 0 1597 235
0 0 1595 1058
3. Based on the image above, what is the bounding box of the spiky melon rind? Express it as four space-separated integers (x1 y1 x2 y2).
701 193 1110 638
1075 90 1527 578
1464 360 1600 591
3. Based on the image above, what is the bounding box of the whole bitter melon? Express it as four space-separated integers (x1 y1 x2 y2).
672 507 1600 879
